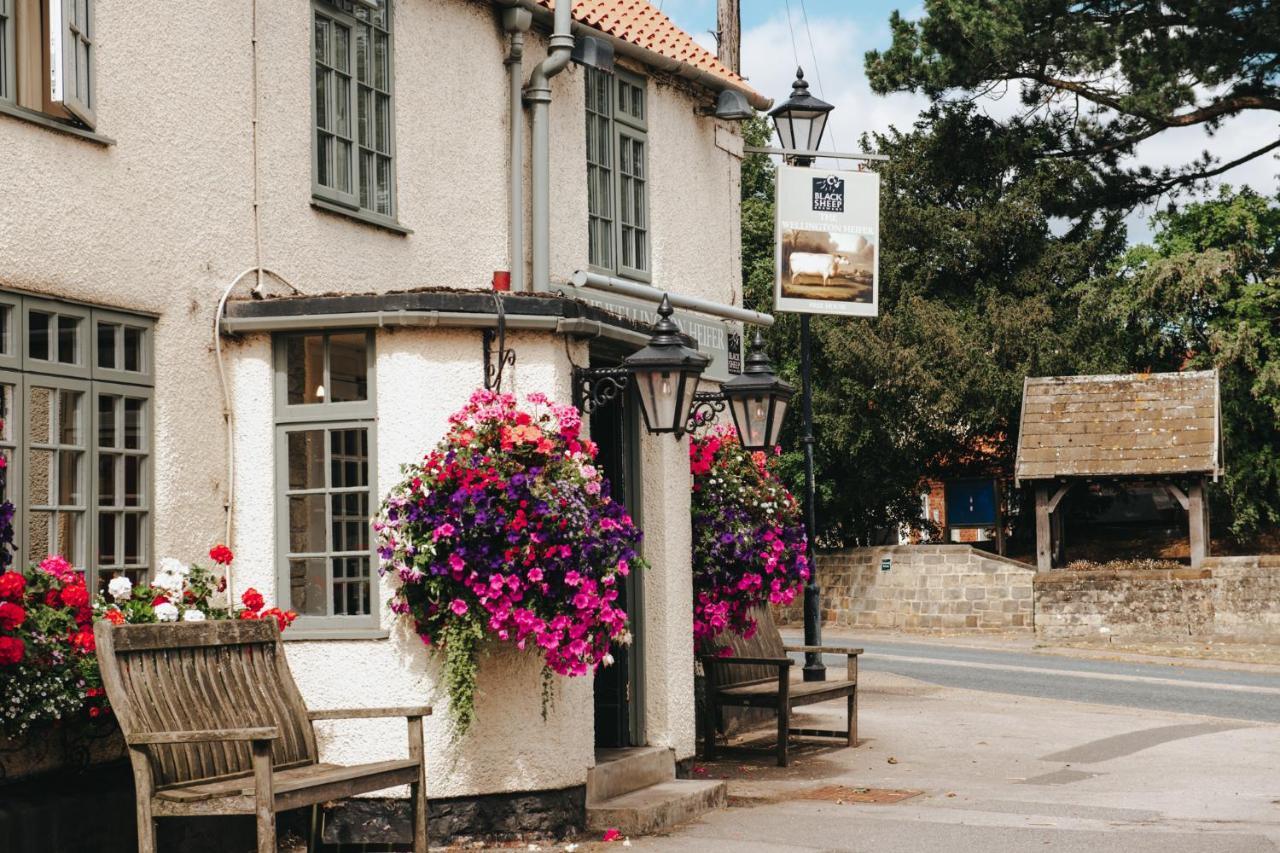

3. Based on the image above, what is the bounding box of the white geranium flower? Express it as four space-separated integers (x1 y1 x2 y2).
107 575 133 602
154 602 179 622
601 653 615 667
182 609 206 622
158 557 191 577
152 571 184 597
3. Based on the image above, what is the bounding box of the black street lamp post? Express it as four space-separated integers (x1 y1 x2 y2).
770 67 835 682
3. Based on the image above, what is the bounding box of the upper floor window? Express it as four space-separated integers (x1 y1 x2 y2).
311 0 397 224
273 331 378 634
585 67 649 280
0 0 96 129
0 292 153 594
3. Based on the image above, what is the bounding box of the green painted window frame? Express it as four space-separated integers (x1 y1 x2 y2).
0 293 154 593
0 0 96 129
311 0 399 228
585 67 650 281
91 381 152 590
0 0 12 104
272 331 380 636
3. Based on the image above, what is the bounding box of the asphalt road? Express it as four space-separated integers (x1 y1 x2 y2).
793 638 1280 723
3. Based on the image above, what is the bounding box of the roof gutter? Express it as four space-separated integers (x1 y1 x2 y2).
509 0 772 111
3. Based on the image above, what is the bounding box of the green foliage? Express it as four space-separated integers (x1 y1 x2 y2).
1079 187 1280 539
865 1 1280 210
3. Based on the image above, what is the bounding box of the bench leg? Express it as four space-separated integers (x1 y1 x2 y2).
136 801 156 853
847 688 857 747
777 704 790 767
252 739 276 853
409 715 429 853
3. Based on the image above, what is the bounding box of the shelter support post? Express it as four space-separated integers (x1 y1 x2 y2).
1035 484 1052 572
1189 478 1209 567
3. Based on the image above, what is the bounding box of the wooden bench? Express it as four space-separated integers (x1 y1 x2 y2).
700 606 861 767
94 619 431 853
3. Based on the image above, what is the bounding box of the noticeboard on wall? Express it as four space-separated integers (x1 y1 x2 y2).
774 164 880 317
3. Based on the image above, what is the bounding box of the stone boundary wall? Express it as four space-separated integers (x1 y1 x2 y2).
1033 556 1280 643
778 545 1036 633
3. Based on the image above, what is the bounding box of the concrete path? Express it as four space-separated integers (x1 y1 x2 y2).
615 637 1280 852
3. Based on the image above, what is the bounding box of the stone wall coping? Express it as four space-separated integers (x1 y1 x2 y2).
817 545 1035 573
1034 568 1212 584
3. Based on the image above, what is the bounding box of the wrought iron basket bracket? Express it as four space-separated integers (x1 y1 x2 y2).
483 293 516 391
572 366 632 414
686 390 727 433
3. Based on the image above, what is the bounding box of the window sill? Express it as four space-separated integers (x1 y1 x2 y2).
0 101 115 146
311 198 413 236
586 264 653 286
283 627 390 641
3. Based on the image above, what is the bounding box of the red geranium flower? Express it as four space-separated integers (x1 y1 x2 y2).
209 544 234 565
241 588 264 613
0 601 25 630
59 583 89 609
0 635 24 665
0 571 24 602
151 594 169 608
45 589 61 607
237 609 259 621
260 607 298 632
89 706 101 718
70 628 95 654
104 608 125 625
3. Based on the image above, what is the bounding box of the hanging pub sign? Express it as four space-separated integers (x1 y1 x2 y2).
774 164 879 317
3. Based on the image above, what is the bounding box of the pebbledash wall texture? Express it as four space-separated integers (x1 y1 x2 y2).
779 546 1036 633
0 0 742 831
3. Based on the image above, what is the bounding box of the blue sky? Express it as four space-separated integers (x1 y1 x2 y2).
658 0 1280 244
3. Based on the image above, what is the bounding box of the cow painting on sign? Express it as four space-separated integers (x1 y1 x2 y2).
781 229 875 302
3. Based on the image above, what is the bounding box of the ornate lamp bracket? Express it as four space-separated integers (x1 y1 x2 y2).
571 366 632 414
686 391 727 433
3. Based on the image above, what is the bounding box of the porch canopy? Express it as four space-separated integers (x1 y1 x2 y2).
1014 371 1223 570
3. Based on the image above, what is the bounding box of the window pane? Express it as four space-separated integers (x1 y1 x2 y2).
28 386 52 443
124 512 143 564
98 513 117 564
98 454 116 506
124 455 142 507
328 333 367 402
331 491 369 551
97 323 117 369
28 449 53 505
56 512 80 563
28 510 50 559
314 16 329 65
290 558 327 616
57 450 81 505
376 156 391 214
59 390 81 445
123 327 143 372
333 556 370 615
123 398 143 449
374 32 387 90
57 316 79 364
333 21 349 73
288 494 327 553
330 428 368 488
29 311 50 361
0 304 10 355
98 395 117 447
335 73 351 136
287 430 325 490
286 335 326 405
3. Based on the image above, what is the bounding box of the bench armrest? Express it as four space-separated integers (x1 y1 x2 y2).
127 726 279 745
700 655 794 667
308 705 433 721
784 645 864 656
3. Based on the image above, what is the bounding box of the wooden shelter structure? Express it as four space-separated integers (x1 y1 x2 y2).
1015 371 1223 570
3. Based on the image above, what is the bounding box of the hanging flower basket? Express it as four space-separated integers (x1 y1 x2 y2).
690 425 809 650
374 390 640 736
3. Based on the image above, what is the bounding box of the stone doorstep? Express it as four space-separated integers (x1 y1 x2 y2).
584 778 728 837
587 747 675 805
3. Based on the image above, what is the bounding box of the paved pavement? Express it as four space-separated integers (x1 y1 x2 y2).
618 632 1280 852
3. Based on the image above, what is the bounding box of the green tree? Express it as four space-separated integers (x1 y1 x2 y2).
1079 187 1280 539
865 1 1280 211
740 105 1131 545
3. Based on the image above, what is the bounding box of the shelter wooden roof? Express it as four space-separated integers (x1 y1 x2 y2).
1015 371 1221 482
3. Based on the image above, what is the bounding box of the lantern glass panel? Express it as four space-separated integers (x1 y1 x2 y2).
807 111 829 150
637 368 681 432
767 398 788 447
676 374 700 434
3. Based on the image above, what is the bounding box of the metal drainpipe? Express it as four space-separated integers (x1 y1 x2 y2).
526 0 574 292
499 4 532 292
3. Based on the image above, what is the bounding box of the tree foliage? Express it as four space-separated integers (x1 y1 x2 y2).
865 1 1280 211
1078 187 1280 539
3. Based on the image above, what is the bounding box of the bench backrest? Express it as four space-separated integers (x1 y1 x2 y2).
94 619 318 789
703 605 789 689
